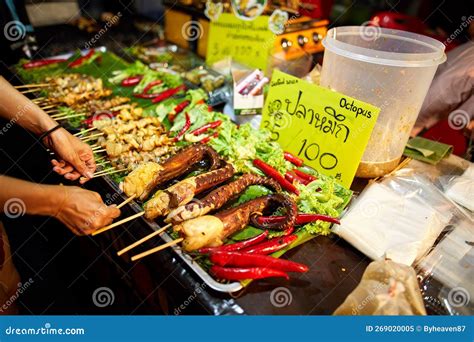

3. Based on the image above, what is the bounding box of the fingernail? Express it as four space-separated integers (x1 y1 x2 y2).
85 171 94 178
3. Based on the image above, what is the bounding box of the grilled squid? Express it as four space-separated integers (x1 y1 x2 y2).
144 163 234 220
120 144 221 200
166 173 281 224
174 194 297 251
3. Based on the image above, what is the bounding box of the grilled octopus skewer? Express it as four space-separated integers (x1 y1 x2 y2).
174 194 297 251
144 163 234 220
121 144 221 200
166 173 282 224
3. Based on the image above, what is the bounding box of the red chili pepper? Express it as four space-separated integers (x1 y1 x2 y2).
210 266 289 280
293 169 317 182
191 120 222 136
173 112 191 142
282 225 294 236
210 251 308 273
285 171 309 185
142 79 163 94
168 100 190 122
22 58 67 69
152 85 186 103
121 75 143 87
240 235 297 255
284 151 304 167
253 159 299 195
133 93 163 99
256 213 340 226
199 231 269 254
68 49 95 68
199 131 219 144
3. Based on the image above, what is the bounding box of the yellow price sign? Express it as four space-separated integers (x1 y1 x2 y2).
261 70 380 187
206 13 275 70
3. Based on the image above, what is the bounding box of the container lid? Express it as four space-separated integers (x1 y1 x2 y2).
322 26 447 67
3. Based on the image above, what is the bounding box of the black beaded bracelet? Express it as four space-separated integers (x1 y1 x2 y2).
38 124 62 143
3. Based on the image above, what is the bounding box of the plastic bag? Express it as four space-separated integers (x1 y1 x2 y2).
333 172 453 266
334 260 427 315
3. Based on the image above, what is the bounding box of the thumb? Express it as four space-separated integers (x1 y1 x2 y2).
106 205 121 219
71 153 94 179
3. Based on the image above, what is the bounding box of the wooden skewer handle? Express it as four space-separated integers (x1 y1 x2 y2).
131 238 183 261
117 224 171 256
92 211 145 236
116 194 136 209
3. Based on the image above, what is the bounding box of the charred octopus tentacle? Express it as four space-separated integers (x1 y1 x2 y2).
144 162 234 220
166 173 282 224
174 193 297 251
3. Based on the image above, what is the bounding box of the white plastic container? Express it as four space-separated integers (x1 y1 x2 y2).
320 26 446 178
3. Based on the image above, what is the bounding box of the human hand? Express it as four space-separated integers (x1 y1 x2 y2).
54 186 120 235
44 127 96 183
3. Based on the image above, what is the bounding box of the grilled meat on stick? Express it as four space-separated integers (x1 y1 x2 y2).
45 74 112 106
121 144 221 201
174 194 297 251
166 173 281 224
143 162 234 220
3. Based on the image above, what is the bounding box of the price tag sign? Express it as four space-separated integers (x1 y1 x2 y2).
261 70 380 187
206 13 275 70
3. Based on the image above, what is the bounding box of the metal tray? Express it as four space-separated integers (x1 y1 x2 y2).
102 176 244 293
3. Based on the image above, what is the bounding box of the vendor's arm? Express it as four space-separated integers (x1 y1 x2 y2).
0 175 120 235
0 76 96 182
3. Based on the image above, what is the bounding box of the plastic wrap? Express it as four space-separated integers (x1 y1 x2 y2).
334 260 426 315
333 172 454 266
334 163 473 315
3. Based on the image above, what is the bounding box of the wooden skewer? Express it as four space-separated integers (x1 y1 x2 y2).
51 112 85 119
94 168 126 177
116 194 136 209
20 88 45 94
96 160 111 167
117 224 171 256
131 238 184 261
54 113 86 121
93 148 106 153
44 109 59 114
40 104 56 110
92 211 145 236
81 132 104 142
74 127 96 136
32 96 47 102
94 155 106 162
93 166 114 175
15 83 50 89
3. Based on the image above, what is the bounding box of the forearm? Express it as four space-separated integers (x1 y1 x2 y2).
0 77 57 135
0 175 65 217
